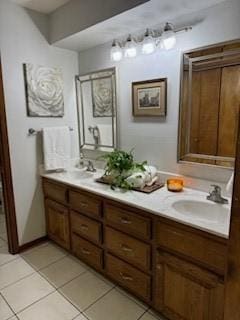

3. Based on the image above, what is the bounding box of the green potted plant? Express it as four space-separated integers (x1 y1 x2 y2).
101 149 147 190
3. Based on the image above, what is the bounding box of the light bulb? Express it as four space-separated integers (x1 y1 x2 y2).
124 35 137 58
142 29 156 55
162 22 176 50
110 40 123 62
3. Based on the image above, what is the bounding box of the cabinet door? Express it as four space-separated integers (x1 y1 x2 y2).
155 251 224 320
45 199 70 250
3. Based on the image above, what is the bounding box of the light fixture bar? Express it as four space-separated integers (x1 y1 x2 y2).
110 22 192 61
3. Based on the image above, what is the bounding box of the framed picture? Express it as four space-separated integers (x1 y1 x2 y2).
132 78 167 117
23 63 64 117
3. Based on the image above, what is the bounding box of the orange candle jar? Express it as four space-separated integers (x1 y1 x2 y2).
167 178 184 192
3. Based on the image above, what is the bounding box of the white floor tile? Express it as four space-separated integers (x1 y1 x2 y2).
84 288 146 320
17 291 79 320
40 255 87 288
0 294 14 320
1 272 55 313
148 309 167 319
0 221 6 234
73 314 89 320
0 257 35 289
20 242 50 256
115 287 149 309
0 246 19 266
0 237 7 248
0 214 5 223
0 233 7 241
140 311 166 320
21 243 67 270
59 271 113 311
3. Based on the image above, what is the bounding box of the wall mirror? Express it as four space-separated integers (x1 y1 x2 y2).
76 68 118 152
178 40 240 168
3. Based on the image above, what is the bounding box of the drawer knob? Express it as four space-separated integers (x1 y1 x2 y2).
80 202 88 208
120 217 132 225
80 224 89 231
121 244 133 253
120 272 133 281
81 248 91 255
171 230 182 237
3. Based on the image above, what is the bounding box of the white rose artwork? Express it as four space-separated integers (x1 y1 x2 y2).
24 63 64 117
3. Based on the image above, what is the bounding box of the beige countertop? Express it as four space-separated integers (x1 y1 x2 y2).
42 168 231 239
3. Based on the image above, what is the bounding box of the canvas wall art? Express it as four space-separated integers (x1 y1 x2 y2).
23 63 64 117
92 77 113 117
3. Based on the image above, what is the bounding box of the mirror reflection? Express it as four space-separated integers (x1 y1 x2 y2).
76 68 117 152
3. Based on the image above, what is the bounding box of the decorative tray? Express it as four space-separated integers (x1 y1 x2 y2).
95 176 165 194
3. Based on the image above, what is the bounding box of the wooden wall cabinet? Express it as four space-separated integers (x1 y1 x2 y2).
42 178 227 320
179 40 240 167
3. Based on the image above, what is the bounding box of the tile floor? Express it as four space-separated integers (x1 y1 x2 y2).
0 213 7 244
0 241 166 320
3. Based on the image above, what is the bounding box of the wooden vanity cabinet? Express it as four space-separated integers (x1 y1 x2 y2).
42 178 227 320
71 233 103 270
43 180 68 205
156 221 227 275
155 251 224 320
69 190 102 218
45 199 70 250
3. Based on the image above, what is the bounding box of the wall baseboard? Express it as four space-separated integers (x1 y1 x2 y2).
18 236 48 253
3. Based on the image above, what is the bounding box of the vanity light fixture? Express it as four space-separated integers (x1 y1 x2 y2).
110 22 192 61
161 22 176 50
142 29 156 55
110 40 123 62
124 35 137 58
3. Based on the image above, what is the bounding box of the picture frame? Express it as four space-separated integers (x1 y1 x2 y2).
132 78 167 117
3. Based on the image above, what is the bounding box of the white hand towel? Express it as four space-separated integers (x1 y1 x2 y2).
97 124 113 146
43 126 71 171
144 165 157 183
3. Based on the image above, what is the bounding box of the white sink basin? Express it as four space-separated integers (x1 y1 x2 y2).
58 169 94 180
172 199 228 223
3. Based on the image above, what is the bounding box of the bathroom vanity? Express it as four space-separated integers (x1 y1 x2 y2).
42 170 230 320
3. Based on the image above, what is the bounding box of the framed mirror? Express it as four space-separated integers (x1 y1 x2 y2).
76 68 118 152
178 40 240 168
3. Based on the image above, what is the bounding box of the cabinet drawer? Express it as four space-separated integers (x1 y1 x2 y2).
156 222 227 275
71 210 102 244
106 254 151 301
72 233 103 270
43 180 67 204
105 227 151 272
105 204 151 240
69 190 101 218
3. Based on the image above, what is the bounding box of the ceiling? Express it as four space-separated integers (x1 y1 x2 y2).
11 0 72 14
53 0 227 51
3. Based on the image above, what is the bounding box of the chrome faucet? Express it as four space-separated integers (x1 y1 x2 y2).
207 185 228 204
86 160 96 172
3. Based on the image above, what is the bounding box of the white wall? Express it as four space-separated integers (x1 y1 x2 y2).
78 0 240 183
0 0 79 245
49 0 149 43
